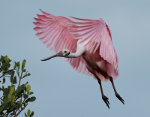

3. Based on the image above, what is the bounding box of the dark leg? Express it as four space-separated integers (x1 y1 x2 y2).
97 79 110 108
86 66 110 108
110 77 125 104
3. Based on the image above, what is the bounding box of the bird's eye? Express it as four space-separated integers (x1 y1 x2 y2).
64 51 67 53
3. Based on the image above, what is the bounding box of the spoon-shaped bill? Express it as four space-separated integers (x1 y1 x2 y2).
41 52 62 61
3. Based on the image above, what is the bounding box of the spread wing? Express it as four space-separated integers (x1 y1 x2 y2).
34 10 91 76
34 9 77 53
70 17 119 77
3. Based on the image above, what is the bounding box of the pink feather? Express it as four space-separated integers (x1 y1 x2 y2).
34 10 92 76
34 10 118 80
70 17 119 78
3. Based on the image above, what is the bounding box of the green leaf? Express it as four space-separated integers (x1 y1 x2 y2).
21 84 26 90
11 95 15 106
22 59 26 72
24 94 28 99
25 113 28 117
6 69 14 75
15 62 20 75
25 81 29 86
8 85 15 100
27 109 31 116
0 108 4 114
0 105 4 113
18 99 22 105
15 86 23 96
29 91 34 95
25 96 36 103
13 76 17 84
26 85 31 94
10 72 17 84
30 111 34 116
14 62 17 70
23 73 31 78
0 56 11 72
30 96 36 102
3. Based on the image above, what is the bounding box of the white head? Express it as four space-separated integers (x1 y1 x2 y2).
61 49 70 57
41 49 70 61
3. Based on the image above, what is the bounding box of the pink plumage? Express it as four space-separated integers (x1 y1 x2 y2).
34 9 118 81
34 9 91 76
34 9 124 108
70 17 119 79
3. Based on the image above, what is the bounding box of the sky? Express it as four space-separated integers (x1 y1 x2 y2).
0 0 150 116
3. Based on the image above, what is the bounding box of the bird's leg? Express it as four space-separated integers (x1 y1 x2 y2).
97 78 110 109
86 66 110 108
110 77 125 104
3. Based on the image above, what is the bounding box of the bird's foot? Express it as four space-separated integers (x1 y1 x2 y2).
115 93 125 104
102 95 110 109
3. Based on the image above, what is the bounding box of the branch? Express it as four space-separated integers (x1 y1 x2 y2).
0 75 4 78
15 103 28 117
17 76 21 89
17 69 23 89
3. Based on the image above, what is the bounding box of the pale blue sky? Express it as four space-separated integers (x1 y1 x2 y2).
0 0 150 116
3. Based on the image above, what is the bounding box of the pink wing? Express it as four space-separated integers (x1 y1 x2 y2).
70 17 119 77
34 10 91 76
34 10 77 52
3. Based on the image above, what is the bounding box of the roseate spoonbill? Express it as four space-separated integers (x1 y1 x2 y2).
34 9 124 108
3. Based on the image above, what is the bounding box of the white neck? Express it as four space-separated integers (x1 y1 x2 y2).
66 45 86 58
67 52 80 58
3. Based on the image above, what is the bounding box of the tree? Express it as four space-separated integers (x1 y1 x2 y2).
0 56 36 117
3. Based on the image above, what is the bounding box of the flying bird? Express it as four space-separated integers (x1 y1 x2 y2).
34 9 124 108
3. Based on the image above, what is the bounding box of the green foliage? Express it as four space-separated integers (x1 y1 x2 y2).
25 109 34 117
0 56 36 117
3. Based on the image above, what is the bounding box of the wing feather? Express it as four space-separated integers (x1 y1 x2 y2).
70 17 118 77
34 10 91 76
